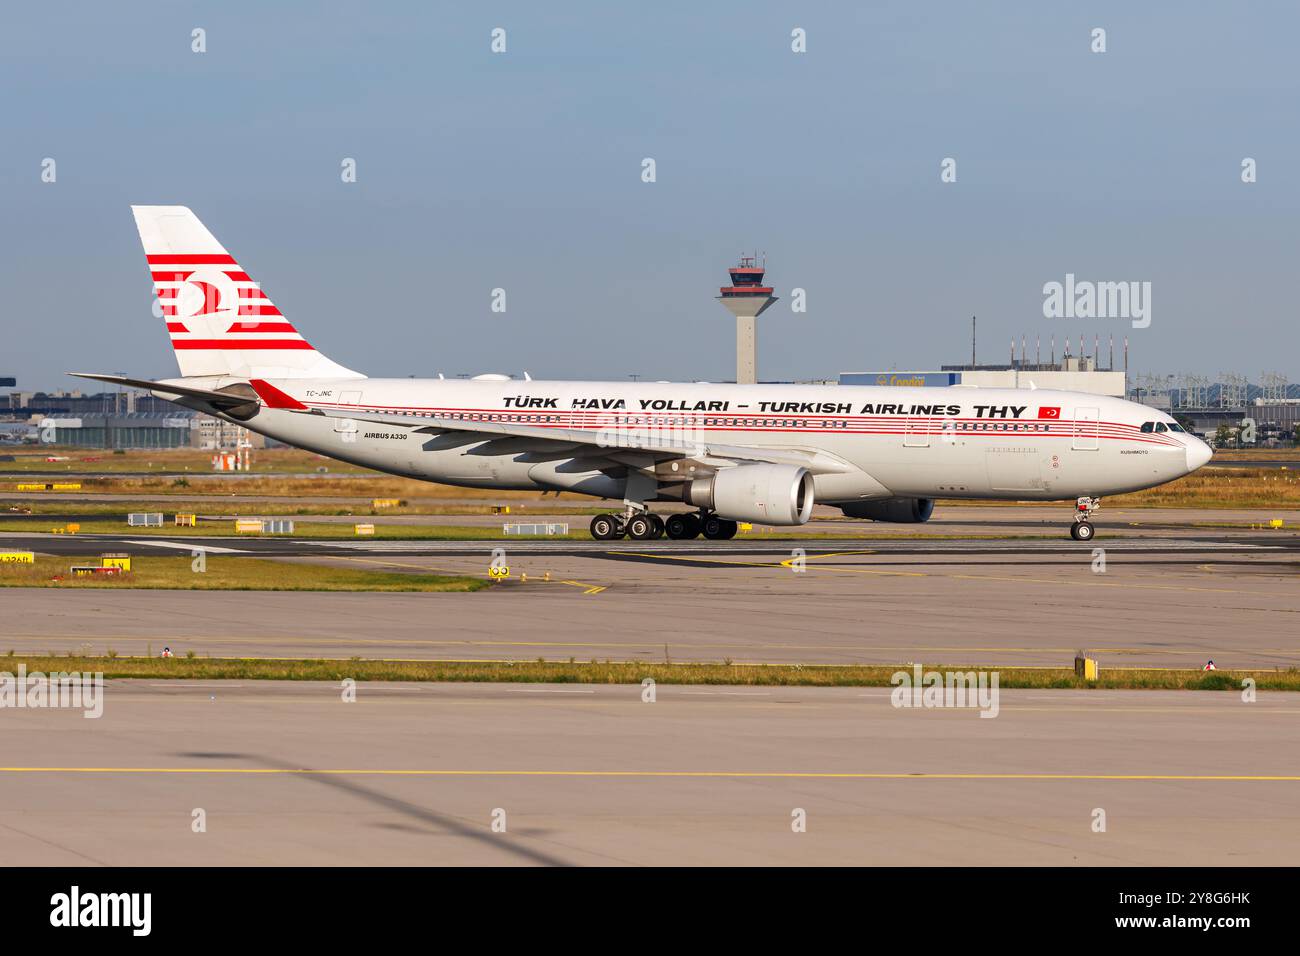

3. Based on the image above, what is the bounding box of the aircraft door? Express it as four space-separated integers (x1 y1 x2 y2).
1071 406 1099 451
334 390 364 439
903 416 931 448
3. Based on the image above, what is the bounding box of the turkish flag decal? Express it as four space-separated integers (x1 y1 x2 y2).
1038 406 1061 419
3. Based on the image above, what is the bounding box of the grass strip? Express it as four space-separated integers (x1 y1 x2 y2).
0 655 1293 690
0 556 486 591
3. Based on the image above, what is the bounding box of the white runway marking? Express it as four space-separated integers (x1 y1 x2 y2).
124 539 249 554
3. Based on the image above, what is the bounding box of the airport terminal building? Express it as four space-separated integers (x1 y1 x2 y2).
840 361 1126 397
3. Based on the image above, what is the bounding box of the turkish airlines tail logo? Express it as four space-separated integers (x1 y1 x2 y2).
185 279 225 316
1038 407 1061 419
131 205 363 381
148 253 309 350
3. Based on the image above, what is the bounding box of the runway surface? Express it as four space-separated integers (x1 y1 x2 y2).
1 681 1295 865
4 506 1298 669
4 503 1298 536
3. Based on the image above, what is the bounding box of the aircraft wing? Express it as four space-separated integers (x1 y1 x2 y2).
282 404 854 475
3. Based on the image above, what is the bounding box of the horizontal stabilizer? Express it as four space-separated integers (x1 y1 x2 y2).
67 373 259 412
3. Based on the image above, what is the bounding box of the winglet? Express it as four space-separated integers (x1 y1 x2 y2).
248 379 308 410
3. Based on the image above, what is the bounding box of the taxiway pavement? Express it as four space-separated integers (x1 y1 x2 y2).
1 681 1294 865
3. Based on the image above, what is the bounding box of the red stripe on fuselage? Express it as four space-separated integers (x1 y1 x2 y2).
290 401 1180 445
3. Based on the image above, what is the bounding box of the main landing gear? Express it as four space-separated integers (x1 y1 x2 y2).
699 514 739 540
590 510 738 541
1069 496 1100 541
664 512 738 540
590 512 663 541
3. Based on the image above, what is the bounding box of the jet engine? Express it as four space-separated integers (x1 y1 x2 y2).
840 497 935 523
686 464 815 526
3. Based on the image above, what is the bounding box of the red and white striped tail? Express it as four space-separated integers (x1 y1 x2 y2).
132 206 362 380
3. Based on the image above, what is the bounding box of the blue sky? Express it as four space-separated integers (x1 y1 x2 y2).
3 1 1297 388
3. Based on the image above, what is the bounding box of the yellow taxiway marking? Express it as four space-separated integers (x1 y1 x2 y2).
608 551 784 569
608 548 929 578
0 767 1297 781
613 548 1295 597
327 555 605 594
947 572 1246 595
320 555 477 577
791 551 1255 593
559 581 606 595
780 550 925 576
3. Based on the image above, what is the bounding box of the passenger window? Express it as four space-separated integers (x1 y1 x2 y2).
1140 422 1154 433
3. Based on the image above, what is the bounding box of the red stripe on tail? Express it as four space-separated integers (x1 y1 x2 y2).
146 254 238 265
171 340 313 350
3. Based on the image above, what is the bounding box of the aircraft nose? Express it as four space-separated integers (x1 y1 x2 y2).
1185 437 1212 472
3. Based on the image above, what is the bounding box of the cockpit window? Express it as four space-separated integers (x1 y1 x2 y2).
1166 422 1185 433
1140 422 1154 433
1155 422 1168 433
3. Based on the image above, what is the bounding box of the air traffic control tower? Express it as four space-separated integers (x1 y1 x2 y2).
717 255 777 384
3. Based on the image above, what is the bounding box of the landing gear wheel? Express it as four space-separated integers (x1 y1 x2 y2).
1070 496 1100 542
626 513 657 540
649 514 665 539
590 514 621 541
701 516 738 540
665 514 700 539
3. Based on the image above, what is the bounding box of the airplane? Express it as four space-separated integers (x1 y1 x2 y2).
72 206 1213 543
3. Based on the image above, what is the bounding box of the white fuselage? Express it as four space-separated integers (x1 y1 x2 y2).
183 377 1209 507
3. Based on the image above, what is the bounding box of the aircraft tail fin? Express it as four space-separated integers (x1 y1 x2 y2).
131 205 363 380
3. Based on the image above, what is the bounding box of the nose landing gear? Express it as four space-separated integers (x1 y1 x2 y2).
1070 497 1100 541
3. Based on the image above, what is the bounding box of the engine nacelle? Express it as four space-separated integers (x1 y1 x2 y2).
687 464 815 526
840 497 935 523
